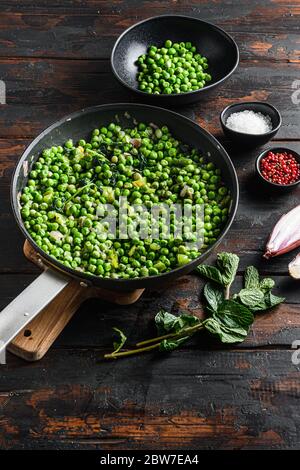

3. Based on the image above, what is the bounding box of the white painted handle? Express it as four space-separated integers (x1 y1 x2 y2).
0 269 69 361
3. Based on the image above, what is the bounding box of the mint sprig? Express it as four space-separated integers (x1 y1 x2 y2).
104 252 284 360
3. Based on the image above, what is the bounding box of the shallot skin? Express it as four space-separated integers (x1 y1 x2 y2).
264 240 300 259
264 204 300 258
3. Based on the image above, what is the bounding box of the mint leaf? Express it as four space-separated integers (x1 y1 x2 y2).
242 269 281 312
267 292 285 308
196 265 224 285
217 252 239 287
260 278 275 292
112 327 127 353
204 318 248 343
244 266 260 289
176 314 200 331
159 336 190 352
214 300 254 330
197 252 239 288
204 299 254 344
155 310 199 335
203 282 224 311
238 288 265 309
244 291 284 312
155 310 178 334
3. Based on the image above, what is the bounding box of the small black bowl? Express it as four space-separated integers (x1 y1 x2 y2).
111 15 239 106
256 147 300 191
220 102 282 147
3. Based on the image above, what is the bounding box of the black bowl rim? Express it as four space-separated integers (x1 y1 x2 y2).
11 102 239 287
220 101 282 137
111 14 239 98
255 146 300 188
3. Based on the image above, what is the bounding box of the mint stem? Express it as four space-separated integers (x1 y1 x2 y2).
136 323 204 347
104 323 205 360
104 342 160 359
225 285 230 300
63 181 96 209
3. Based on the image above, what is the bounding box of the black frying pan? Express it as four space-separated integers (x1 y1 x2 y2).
0 103 238 355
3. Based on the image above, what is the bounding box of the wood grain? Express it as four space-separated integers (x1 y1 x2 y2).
0 1 298 60
0 0 300 451
0 349 299 449
0 59 298 138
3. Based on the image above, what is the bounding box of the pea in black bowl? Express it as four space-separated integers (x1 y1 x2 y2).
111 15 239 106
220 102 282 147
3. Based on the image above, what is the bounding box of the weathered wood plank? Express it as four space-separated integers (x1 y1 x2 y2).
0 272 299 349
0 0 299 453
0 1 298 60
0 349 299 449
0 58 298 138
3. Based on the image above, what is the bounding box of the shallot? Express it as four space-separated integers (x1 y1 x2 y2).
264 204 300 258
289 253 300 279
49 230 64 242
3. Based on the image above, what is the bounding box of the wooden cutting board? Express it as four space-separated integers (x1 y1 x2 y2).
7 241 144 361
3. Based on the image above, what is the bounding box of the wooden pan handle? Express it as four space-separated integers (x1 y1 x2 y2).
6 241 144 362
8 277 88 361
0 269 72 360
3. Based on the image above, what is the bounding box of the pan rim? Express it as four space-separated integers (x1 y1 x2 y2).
11 102 239 287
111 14 239 99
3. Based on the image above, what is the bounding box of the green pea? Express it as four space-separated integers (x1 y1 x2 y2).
20 115 229 280
218 187 228 196
136 40 211 94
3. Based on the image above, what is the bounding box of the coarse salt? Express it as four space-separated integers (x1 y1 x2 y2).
226 110 272 135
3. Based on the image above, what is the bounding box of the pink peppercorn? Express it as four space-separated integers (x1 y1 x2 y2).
260 151 300 185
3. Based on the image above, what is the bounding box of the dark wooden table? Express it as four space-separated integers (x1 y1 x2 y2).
0 0 300 450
